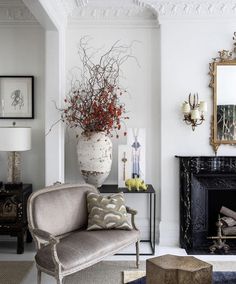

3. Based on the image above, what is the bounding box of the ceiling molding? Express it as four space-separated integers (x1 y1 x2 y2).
60 0 88 16
69 6 157 20
0 1 38 24
67 0 236 23
136 1 236 19
68 19 159 29
3 0 235 26
75 0 89 7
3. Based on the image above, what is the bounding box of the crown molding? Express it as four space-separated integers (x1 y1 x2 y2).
60 0 88 16
67 0 159 28
69 5 157 21
0 22 42 28
0 2 38 24
136 0 236 21
68 18 159 29
4 0 233 27
66 0 236 24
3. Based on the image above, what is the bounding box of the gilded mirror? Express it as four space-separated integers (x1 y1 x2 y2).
209 32 236 154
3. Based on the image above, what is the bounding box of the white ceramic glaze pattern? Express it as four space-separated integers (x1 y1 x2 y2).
77 132 112 187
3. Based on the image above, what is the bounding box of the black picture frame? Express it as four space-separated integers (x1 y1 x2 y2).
0 76 34 119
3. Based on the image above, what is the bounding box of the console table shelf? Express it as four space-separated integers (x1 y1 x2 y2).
99 184 156 255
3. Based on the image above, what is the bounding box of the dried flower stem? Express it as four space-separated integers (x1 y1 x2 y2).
60 37 138 136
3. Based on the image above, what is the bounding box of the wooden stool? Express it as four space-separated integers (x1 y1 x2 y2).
146 254 212 284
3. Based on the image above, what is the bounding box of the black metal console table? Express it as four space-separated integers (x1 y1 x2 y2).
99 184 156 255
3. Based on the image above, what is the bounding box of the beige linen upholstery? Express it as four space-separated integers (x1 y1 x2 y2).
27 184 140 284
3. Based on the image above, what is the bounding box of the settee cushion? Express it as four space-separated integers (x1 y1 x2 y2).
35 229 140 271
87 192 132 230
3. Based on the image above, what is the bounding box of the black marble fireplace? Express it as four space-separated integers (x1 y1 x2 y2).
176 156 236 254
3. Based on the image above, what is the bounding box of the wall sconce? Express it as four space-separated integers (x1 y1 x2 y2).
182 93 207 131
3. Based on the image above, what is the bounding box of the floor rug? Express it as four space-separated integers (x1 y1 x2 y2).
125 272 236 284
65 261 145 284
0 261 34 284
123 261 236 284
5 260 236 284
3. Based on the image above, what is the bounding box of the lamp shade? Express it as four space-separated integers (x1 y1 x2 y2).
0 127 31 151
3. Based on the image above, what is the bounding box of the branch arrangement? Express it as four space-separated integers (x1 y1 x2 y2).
61 37 137 137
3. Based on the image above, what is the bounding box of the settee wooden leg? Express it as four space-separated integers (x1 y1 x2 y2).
57 276 64 284
136 241 140 268
37 269 41 284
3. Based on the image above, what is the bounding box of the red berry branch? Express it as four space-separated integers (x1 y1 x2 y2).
60 37 138 137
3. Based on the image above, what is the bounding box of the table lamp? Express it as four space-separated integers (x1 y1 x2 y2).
0 126 31 185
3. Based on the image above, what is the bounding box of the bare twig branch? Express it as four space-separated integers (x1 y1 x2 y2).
51 37 139 136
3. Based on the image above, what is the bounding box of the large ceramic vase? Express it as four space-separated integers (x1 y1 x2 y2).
77 131 112 187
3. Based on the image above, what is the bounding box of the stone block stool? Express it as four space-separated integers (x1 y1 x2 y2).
146 254 212 284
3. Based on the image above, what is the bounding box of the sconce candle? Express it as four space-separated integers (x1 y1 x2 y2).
182 93 207 131
199 101 207 112
191 109 200 120
182 102 191 114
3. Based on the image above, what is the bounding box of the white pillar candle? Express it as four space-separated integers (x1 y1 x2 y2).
199 101 207 112
191 109 200 120
182 102 190 114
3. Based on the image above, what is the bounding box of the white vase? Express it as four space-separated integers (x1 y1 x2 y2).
77 132 112 187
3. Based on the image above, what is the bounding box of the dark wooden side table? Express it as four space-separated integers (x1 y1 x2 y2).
0 183 32 254
99 184 156 255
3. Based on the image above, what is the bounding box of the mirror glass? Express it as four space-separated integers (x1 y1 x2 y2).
216 64 236 141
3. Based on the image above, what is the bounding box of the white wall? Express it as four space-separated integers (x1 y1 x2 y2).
160 20 236 246
65 24 160 239
0 27 45 191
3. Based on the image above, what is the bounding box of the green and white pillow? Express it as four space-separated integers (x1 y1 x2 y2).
87 192 132 230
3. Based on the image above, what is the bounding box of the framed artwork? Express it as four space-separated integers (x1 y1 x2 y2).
0 76 34 119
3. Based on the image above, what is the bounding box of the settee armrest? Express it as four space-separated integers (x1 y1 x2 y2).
30 227 63 270
126 206 137 215
32 228 59 244
126 206 138 230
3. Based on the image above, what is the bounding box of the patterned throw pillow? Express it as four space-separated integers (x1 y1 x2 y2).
87 192 132 230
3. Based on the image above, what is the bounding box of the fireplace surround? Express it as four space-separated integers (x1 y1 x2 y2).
176 156 236 254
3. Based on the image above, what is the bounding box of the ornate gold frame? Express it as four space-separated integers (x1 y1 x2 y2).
209 32 236 154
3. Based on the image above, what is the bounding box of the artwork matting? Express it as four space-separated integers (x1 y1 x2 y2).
0 76 34 119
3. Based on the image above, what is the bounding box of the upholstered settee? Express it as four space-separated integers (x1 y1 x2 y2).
27 184 140 284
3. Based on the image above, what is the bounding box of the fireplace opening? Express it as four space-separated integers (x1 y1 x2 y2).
208 189 236 236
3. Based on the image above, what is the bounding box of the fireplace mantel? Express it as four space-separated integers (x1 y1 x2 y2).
176 156 236 253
